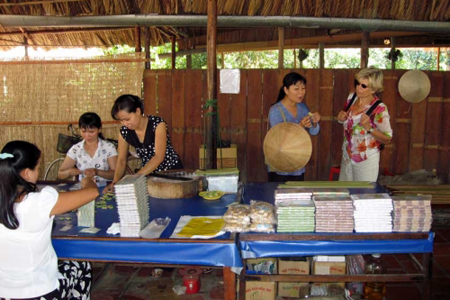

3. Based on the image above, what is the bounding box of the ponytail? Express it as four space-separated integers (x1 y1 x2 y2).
276 86 285 103
0 141 40 229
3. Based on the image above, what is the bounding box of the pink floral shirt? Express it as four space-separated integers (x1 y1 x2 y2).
342 93 393 163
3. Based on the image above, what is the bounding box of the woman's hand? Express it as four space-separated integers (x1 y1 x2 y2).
300 116 312 128
337 110 348 122
102 182 115 194
84 168 97 177
68 167 82 176
310 112 321 124
360 114 372 131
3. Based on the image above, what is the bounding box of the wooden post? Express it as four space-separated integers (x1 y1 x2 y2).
293 49 297 68
221 52 225 69
206 0 218 169
144 26 151 69
319 42 325 69
390 37 396 70
437 47 440 71
24 37 28 58
171 36 176 69
361 31 370 68
134 26 141 52
186 53 192 69
278 27 284 69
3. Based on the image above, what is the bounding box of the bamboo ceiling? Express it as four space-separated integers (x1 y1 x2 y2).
0 0 448 49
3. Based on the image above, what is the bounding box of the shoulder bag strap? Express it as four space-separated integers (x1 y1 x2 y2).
345 93 357 112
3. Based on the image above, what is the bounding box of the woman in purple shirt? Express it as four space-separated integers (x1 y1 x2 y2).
268 72 321 182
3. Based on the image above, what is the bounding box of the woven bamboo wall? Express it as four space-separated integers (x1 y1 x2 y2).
143 69 450 183
0 54 145 179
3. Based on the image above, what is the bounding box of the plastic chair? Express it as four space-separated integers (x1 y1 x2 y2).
329 166 341 181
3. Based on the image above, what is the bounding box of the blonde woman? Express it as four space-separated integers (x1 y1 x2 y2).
336 68 393 182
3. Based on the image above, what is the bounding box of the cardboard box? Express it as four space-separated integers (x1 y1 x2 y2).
199 144 237 169
313 260 346 288
278 282 309 298
246 258 277 275
278 257 310 275
313 261 346 275
246 281 276 300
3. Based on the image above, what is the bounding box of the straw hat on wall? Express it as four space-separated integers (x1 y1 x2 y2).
264 122 312 172
398 70 431 103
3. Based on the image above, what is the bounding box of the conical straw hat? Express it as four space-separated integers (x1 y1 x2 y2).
264 122 312 172
398 70 431 103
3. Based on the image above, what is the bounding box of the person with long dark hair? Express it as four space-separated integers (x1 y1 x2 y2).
104 94 182 192
268 72 321 182
58 112 118 182
336 68 393 181
0 140 98 299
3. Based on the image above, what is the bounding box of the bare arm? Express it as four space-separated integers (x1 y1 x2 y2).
50 177 99 216
91 155 118 180
360 114 392 144
103 134 129 193
136 122 167 175
57 156 82 180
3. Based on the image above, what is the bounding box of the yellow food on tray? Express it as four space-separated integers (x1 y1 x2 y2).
199 190 225 200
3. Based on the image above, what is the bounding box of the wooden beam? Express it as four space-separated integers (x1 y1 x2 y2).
0 0 88 6
0 58 147 65
0 27 133 37
206 0 218 170
167 31 425 57
278 27 284 69
134 26 141 52
361 31 370 68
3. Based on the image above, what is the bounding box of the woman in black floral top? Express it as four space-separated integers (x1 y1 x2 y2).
105 94 182 191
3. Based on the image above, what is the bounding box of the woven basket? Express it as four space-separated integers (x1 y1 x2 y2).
57 133 81 154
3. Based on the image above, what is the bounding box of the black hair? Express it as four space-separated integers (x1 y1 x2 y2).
78 112 105 140
111 94 144 120
275 72 307 103
0 141 40 229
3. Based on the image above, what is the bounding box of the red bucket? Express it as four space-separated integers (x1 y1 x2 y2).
179 267 202 294
183 275 200 294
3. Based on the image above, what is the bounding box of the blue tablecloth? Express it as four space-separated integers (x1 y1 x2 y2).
240 182 434 258
48 183 242 267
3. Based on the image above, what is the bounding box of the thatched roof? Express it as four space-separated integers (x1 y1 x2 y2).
0 0 448 49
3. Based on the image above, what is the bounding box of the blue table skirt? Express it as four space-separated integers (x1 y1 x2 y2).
240 232 434 258
54 239 242 267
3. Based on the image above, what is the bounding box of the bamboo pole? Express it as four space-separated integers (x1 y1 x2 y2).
206 0 218 170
